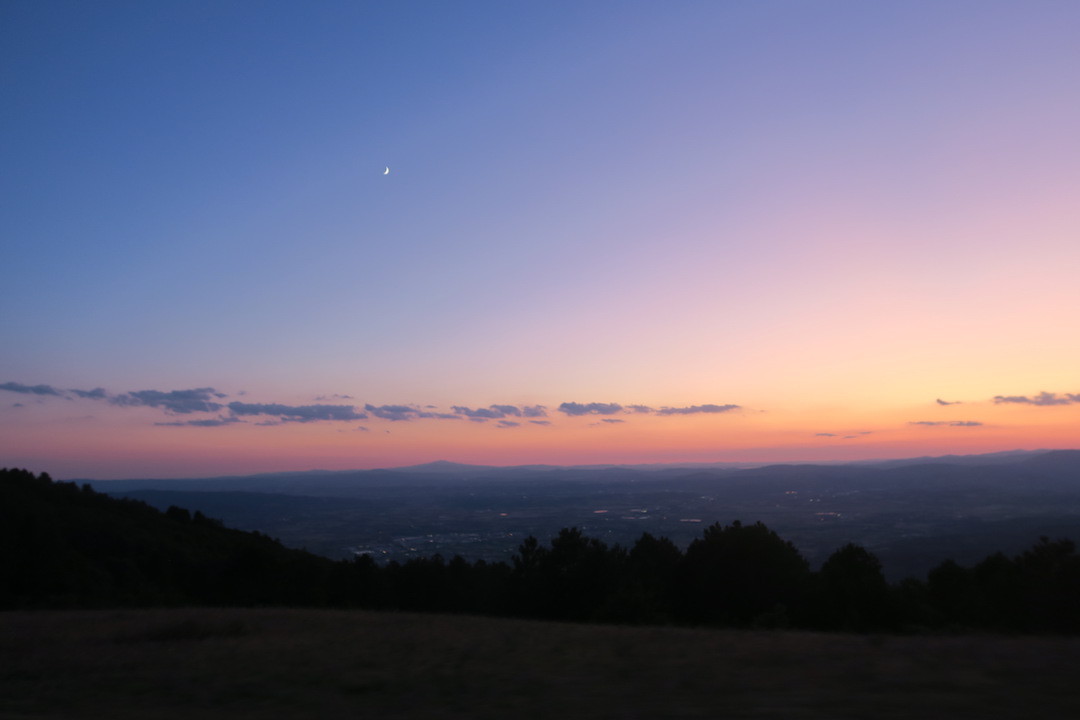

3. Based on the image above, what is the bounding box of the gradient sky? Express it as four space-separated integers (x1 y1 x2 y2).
3 0 1078 479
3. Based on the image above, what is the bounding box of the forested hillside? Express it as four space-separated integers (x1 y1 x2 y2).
0 468 333 608
5 467 1080 633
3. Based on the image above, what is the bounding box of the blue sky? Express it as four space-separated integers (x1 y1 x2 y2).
3 1 1079 477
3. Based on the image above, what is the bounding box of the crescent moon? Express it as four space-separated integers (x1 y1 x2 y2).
383 167 390 175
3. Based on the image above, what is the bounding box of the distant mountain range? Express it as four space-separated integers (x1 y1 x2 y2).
79 448 1065 492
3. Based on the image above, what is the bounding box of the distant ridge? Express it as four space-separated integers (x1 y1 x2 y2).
1016 449 1080 475
388 460 523 474
388 459 757 474
391 450 1061 474
78 448 1072 491
853 449 1050 469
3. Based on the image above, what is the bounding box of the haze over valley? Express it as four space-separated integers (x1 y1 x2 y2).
92 449 1080 581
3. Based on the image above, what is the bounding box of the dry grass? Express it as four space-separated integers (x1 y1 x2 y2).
2 608 1080 719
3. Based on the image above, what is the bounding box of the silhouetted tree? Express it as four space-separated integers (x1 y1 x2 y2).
608 532 683 623
677 521 809 626
814 543 892 631
926 559 976 629
1014 537 1080 632
969 551 1021 630
539 528 626 621
510 535 549 617
165 505 192 523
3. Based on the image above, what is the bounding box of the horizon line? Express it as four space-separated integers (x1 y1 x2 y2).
67 447 1065 483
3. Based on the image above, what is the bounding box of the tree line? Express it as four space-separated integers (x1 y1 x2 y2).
3 467 1079 633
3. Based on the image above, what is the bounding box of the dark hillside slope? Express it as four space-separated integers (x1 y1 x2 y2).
0 468 333 609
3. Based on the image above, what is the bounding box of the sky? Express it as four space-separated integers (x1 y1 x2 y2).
2 0 1079 479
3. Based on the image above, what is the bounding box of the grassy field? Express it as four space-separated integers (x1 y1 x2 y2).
3 608 1080 719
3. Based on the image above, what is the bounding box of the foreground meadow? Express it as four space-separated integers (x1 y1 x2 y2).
3 608 1080 719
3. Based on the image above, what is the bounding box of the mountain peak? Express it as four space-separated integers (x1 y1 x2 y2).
390 460 491 473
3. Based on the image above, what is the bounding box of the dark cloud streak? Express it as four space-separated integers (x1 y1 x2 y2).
559 401 739 417
363 404 418 421
0 382 64 396
156 416 243 427
113 388 226 414
230 402 368 422
656 404 740 416
909 420 984 427
558 402 624 416
70 388 107 399
993 392 1079 406
452 404 547 419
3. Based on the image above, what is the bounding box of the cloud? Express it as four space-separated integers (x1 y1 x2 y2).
70 387 107 399
558 401 741 417
363 404 420 421
558 402 623 416
656 404 740 416
113 388 226 414
909 420 984 427
155 416 243 428
936 398 961 406
359 404 460 421
12 403 24 408
601 418 625 424
452 404 545 419
496 420 520 428
993 392 1079 406
230 402 368 422
815 433 838 437
453 405 507 419
6 379 758 435
1 381 64 396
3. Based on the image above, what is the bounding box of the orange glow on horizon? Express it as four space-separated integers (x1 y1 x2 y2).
6 396 1073 480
